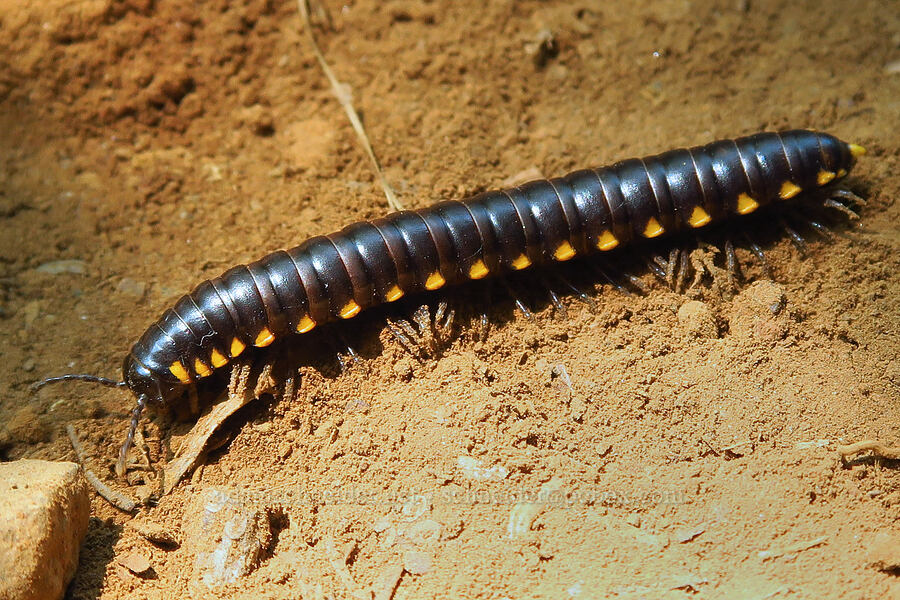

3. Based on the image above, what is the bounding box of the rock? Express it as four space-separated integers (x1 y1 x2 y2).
116 277 146 299
117 550 151 575
0 460 91 600
677 300 718 339
240 104 275 136
182 487 273 590
402 550 433 574
34 259 87 275
728 280 790 343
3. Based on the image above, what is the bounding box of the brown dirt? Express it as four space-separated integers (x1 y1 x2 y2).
1 0 899 598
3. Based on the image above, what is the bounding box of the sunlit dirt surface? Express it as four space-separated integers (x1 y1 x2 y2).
1 1 898 598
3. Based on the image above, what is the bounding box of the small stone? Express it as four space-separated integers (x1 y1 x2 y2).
35 259 87 275
117 551 151 575
126 519 180 548
241 105 275 136
402 550 433 574
22 358 35 372
116 278 147 299
0 460 91 600
677 300 718 339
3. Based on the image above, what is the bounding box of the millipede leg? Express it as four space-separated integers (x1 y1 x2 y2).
624 273 650 295
432 300 455 346
386 320 424 360
831 189 866 206
541 277 567 319
647 256 668 283
779 217 808 257
501 280 535 321
433 301 448 328
744 236 774 279
806 219 834 240
674 248 691 294
824 198 860 220
666 248 679 289
554 273 597 310
390 315 426 356
589 260 628 295
339 334 360 366
115 395 146 480
725 239 740 290
328 335 359 372
479 282 492 341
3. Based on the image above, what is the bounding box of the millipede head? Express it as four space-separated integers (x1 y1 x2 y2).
122 354 182 410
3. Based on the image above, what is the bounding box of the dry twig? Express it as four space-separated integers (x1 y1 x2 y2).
838 440 900 461
297 0 403 212
66 424 138 512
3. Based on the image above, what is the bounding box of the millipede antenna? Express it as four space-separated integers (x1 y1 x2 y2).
32 374 127 391
115 395 146 480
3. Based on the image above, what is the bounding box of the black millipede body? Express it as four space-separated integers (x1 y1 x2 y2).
38 129 866 474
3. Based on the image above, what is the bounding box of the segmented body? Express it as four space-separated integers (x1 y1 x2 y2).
122 129 861 405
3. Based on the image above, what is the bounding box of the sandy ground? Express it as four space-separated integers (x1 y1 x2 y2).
1 0 899 598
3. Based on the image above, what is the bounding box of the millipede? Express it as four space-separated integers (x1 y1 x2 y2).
36 129 867 477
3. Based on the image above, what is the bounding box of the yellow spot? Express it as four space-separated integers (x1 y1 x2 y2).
736 193 759 215
836 168 847 177
688 206 711 228
511 254 531 270
642 217 664 238
468 260 489 279
553 241 576 261
230 337 246 357
210 349 228 368
596 231 619 251
817 170 836 185
254 328 275 347
296 315 316 333
340 300 361 319
194 358 212 378
385 285 404 302
849 143 866 158
779 181 802 199
425 271 445 290
169 360 191 383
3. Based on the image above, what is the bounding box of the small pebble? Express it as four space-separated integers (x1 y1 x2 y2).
22 358 35 372
35 259 87 275
116 277 147 299
403 550 433 574
127 519 180 548
117 551 151 575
